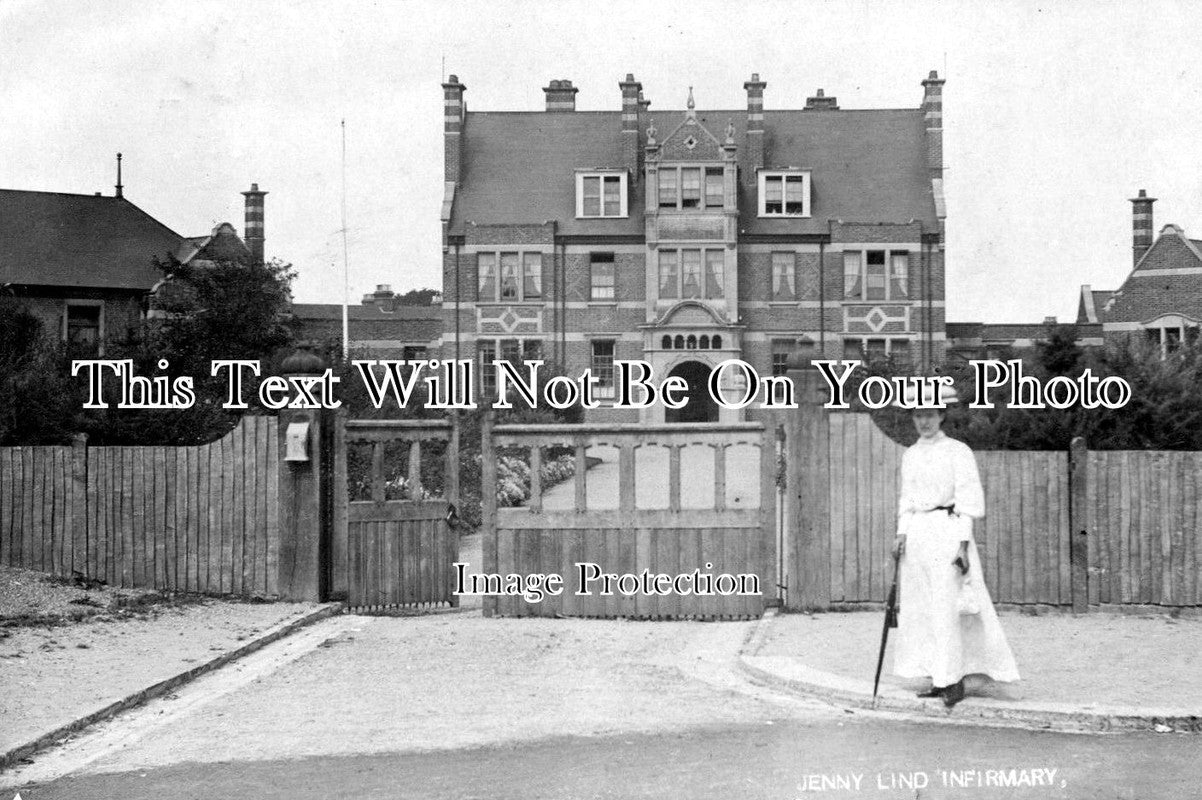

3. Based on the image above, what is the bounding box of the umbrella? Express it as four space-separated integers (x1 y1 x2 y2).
872 551 901 707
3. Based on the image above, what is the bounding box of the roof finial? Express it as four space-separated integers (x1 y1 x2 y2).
687 86 695 110
115 152 123 198
725 118 735 144
647 118 657 144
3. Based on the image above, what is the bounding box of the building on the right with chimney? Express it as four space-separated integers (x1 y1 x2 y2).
1077 190 1202 358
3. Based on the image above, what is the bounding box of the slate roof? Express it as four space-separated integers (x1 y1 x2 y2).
291 302 444 344
449 107 937 237
1099 225 1202 324
1076 288 1114 324
0 190 184 290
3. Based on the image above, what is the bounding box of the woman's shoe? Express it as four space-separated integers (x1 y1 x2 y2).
942 680 966 708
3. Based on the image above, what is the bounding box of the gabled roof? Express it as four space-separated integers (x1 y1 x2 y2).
1076 286 1114 324
1099 224 1202 324
0 189 185 290
448 107 937 237
175 222 251 265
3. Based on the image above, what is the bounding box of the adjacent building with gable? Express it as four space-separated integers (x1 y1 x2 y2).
439 71 949 421
0 171 263 356
1077 190 1202 357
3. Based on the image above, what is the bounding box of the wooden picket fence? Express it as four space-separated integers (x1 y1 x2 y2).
798 409 1201 610
824 413 1072 606
1084 450 1202 607
0 416 279 596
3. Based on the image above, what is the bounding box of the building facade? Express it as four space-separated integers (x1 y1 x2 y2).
439 72 948 421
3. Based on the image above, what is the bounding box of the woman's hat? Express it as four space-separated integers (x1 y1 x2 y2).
895 380 960 409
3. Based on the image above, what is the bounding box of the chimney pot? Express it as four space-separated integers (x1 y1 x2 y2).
805 89 839 110
544 78 579 112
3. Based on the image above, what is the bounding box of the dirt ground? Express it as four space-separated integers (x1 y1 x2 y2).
756 609 1202 712
0 564 319 756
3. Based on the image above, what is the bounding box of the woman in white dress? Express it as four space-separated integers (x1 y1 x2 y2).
891 385 1019 707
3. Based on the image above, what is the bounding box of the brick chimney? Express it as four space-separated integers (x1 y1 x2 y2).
443 74 466 183
744 73 766 170
362 284 398 311
241 183 267 263
619 73 643 177
1130 189 1156 266
921 70 945 181
544 79 578 112
804 88 838 111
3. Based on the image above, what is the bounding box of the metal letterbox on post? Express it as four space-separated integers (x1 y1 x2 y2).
284 420 311 462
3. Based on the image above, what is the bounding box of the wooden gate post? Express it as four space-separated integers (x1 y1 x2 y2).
784 355 832 611
1069 436 1089 614
276 349 332 601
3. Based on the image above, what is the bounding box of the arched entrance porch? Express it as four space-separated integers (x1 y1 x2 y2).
665 360 719 423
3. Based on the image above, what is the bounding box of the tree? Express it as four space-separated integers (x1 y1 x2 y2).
0 297 82 445
81 255 297 445
396 288 441 305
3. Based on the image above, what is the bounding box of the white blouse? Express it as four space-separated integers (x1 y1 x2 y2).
897 431 985 519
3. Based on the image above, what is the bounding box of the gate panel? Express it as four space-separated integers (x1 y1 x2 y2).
337 417 459 612
483 421 775 620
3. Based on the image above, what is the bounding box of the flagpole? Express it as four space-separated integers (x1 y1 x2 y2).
341 118 350 361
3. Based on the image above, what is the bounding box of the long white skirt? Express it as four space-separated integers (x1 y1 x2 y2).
892 511 1020 687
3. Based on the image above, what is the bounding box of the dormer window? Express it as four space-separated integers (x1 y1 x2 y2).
758 171 811 217
576 171 627 218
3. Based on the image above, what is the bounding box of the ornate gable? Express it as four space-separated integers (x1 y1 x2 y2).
657 88 726 161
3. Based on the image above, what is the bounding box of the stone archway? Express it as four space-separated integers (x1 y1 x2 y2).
665 360 718 423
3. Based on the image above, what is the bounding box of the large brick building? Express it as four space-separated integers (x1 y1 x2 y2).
439 71 949 421
1077 190 1202 357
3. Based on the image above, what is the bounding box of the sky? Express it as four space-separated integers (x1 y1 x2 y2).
3 0 1202 323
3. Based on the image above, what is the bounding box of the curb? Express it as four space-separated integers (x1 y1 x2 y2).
738 609 1202 735
0 601 344 772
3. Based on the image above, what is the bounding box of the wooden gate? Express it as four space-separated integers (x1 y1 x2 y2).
481 418 777 620
334 416 459 611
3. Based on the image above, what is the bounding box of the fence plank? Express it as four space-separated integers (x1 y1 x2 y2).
248 417 262 595
20 448 33 571
828 414 846 603
1187 455 1199 605
1033 452 1050 604
1168 454 1182 605
90 449 102 581
264 419 279 597
54 447 66 574
0 449 10 566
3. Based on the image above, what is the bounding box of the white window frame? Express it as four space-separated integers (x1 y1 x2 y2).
477 250 544 303
575 171 628 219
63 299 105 356
841 336 913 363
1143 316 1198 359
590 253 616 301
757 170 811 218
657 247 725 301
842 249 909 302
477 337 543 395
589 338 617 399
656 165 726 211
